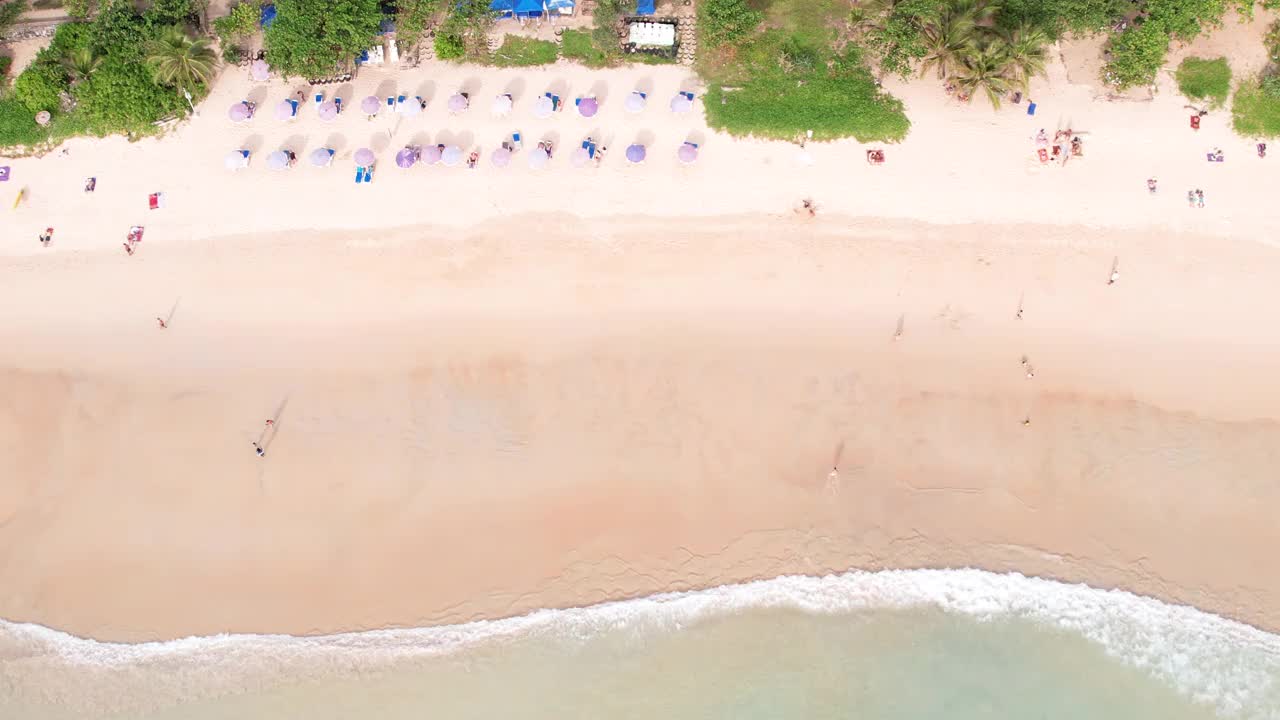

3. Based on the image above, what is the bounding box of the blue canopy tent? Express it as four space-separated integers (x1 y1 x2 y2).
635 0 655 15
514 0 544 18
545 0 575 14
259 3 277 27
489 0 515 16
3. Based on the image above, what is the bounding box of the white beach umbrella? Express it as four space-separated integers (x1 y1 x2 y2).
441 145 464 167
250 59 270 81
624 92 647 114
266 150 292 171
448 93 469 113
224 149 250 170
491 94 513 116
570 147 591 167
533 95 554 119
309 148 335 167
491 147 512 167
670 94 693 113
528 147 549 169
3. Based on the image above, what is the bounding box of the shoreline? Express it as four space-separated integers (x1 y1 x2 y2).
2 215 1279 644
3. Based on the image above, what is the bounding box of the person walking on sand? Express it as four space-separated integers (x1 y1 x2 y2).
252 442 265 458
265 419 274 428
155 317 167 329
38 228 52 246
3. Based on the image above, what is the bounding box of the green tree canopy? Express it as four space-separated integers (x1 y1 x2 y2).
264 0 382 78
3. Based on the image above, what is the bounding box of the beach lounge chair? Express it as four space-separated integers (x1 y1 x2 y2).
355 166 364 183
512 132 523 150
581 139 596 158
545 92 561 111
1026 102 1036 116
680 91 694 101
314 92 323 105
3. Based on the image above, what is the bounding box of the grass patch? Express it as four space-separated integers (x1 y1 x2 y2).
33 0 64 9
560 28 612 68
698 0 910 142
1231 78 1280 138
1176 56 1231 108
0 94 48 147
489 35 559 67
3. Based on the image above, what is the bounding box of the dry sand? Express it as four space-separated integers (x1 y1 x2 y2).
2 22 1280 642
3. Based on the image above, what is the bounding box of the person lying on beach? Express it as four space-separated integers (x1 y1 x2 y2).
1035 129 1048 147
84 177 96 193
1147 178 1157 194
39 228 52 246
467 151 479 169
593 145 607 167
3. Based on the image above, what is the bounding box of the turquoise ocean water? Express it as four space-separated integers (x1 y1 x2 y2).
3 570 1278 719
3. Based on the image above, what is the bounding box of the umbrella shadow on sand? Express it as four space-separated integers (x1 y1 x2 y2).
408 130 433 148
414 79 437 104
282 133 307 154
324 133 348 153
589 79 609 102
503 78 526 101
246 87 268 105
375 78 397 101
634 129 656 147
240 134 265 154
369 132 392 153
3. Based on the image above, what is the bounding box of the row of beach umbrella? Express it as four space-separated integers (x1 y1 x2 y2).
228 90 696 124
224 141 698 172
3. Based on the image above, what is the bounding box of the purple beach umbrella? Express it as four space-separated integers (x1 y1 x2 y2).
570 147 591 167
309 148 335 167
441 145 463 167
361 95 381 116
396 147 420 168
528 148 549 169
224 149 250 170
670 95 694 113
491 147 512 167
533 95 554 119
624 92 646 114
421 145 443 165
228 102 251 122
576 97 598 118
354 148 376 166
625 144 646 163
266 150 291 171
318 101 339 121
677 143 698 164
250 59 270 81
275 99 297 120
491 94 513 116
447 93 469 113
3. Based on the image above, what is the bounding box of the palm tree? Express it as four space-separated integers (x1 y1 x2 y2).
919 10 979 80
146 26 218 90
954 43 1014 108
60 47 102 87
996 23 1049 91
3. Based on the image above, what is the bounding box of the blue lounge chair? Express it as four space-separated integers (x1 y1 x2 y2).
581 139 596 158
387 96 395 106
637 91 647 99
684 141 699 149
355 166 364 183
680 91 695 101
314 93 323 105
334 97 342 113
545 92 560 110
512 132 523 149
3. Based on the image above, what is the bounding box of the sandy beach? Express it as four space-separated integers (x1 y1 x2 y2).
3 15 1280 646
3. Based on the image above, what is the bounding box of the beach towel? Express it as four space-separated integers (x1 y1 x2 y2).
1037 148 1048 163
128 226 144 243
1026 102 1036 116
84 177 97 192
0 166 10 182
148 192 165 210
1190 115 1201 130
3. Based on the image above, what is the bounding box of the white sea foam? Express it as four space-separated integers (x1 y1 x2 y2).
2 568 1278 718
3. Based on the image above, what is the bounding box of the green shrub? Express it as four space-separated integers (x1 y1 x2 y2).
1104 21 1170 88
1145 0 1247 41
92 0 148 58
63 0 95 19
0 95 49 147
0 55 12 80
48 20 93 57
489 35 558 66
705 44 910 142
433 30 465 60
560 28 612 67
74 55 184 132
213 0 261 45
1232 77 1280 137
14 57 67 112
221 42 244 63
0 1 27 35
1175 56 1231 107
700 0 762 48
265 0 382 77
1262 74 1280 98
395 0 438 52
